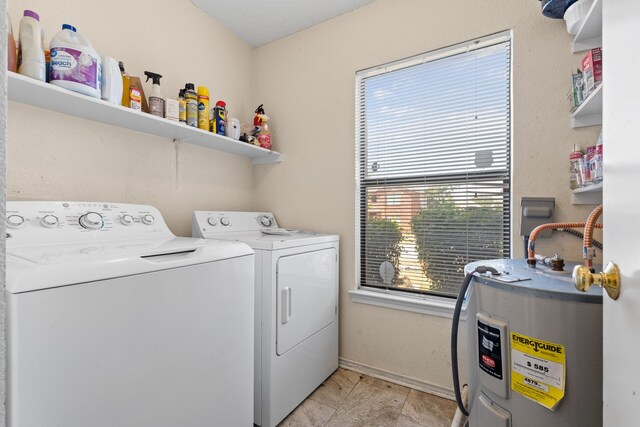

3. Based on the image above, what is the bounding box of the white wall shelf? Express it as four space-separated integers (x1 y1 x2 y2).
572 182 602 205
571 83 602 128
572 0 602 53
7 72 282 165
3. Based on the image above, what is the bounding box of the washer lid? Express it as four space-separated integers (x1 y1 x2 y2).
7 237 254 294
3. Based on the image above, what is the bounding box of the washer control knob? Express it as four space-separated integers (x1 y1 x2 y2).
120 215 135 226
79 212 104 230
260 216 273 227
207 217 218 226
142 214 155 225
220 217 230 227
41 215 59 228
7 215 25 228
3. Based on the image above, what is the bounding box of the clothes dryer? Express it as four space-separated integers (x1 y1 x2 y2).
193 211 339 427
7 201 255 427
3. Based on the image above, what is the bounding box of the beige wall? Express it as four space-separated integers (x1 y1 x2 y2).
253 0 602 392
8 0 257 236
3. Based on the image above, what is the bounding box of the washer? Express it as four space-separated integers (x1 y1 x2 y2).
193 211 339 427
7 201 255 427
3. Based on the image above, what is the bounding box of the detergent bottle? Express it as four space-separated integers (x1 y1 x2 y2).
17 10 46 81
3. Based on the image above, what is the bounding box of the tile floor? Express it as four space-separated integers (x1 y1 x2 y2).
278 368 456 427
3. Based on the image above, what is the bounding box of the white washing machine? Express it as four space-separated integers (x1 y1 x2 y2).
6 201 255 427
192 211 339 427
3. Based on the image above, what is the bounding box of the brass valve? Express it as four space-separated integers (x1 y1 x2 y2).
573 262 620 300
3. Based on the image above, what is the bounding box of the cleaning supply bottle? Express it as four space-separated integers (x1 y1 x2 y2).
145 71 164 118
17 10 46 81
49 24 101 98
7 13 17 72
101 56 123 104
178 89 187 124
569 145 584 190
184 83 198 127
119 61 131 107
212 100 226 135
129 79 142 111
197 86 210 131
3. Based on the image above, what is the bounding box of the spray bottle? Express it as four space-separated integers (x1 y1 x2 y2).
184 83 198 127
178 89 187 124
145 71 164 118
211 100 226 135
197 86 210 131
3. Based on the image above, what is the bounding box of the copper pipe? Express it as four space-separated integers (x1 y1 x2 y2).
527 222 603 267
584 205 603 269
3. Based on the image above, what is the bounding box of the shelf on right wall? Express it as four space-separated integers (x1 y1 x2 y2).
569 0 602 204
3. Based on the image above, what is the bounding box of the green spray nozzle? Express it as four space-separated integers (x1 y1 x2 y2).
144 71 163 85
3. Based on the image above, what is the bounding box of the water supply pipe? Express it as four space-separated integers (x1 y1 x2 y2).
583 205 603 269
527 222 603 267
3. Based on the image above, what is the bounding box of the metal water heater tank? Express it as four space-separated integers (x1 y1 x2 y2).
460 259 602 427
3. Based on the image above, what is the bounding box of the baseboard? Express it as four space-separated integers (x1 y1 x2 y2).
339 357 455 401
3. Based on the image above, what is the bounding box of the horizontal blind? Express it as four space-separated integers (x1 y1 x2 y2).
356 33 511 298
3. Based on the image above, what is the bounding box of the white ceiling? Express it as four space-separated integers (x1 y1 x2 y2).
190 0 378 47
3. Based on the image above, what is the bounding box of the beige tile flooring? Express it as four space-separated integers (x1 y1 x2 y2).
278 368 456 427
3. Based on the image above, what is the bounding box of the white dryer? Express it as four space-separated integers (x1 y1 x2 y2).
193 211 339 427
7 201 255 427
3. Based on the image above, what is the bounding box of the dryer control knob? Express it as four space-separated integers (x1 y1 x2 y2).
79 212 104 230
207 217 218 226
260 216 273 227
142 214 155 225
220 217 230 226
120 215 135 226
41 215 59 228
7 215 25 228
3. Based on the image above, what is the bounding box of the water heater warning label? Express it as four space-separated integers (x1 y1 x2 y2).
510 332 565 410
477 320 503 380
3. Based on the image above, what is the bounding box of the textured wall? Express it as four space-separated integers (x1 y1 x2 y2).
252 0 602 392
8 0 258 237
0 0 7 423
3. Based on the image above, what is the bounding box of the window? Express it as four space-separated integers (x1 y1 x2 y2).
356 32 511 299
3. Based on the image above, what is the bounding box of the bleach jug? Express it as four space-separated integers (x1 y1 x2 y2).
50 24 101 98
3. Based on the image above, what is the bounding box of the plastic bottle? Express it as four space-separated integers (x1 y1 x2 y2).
212 100 226 135
184 83 198 127
7 14 17 72
145 71 165 117
178 89 186 124
17 10 46 81
129 79 142 111
119 61 131 107
594 131 603 183
49 24 102 98
197 86 210 131
101 56 123 104
569 145 583 190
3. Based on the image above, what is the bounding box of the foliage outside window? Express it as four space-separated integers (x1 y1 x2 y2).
356 33 511 298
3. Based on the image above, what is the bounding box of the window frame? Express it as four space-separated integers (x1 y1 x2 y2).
353 31 513 307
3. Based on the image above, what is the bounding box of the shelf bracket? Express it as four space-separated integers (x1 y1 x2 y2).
173 139 182 190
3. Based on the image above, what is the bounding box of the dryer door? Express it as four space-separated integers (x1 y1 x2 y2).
276 248 337 355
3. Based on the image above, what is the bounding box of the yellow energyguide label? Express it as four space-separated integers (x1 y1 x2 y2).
510 332 565 410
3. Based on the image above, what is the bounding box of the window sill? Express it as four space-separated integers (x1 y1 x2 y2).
348 289 466 319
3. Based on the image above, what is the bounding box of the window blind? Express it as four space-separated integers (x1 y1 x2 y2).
356 33 511 298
